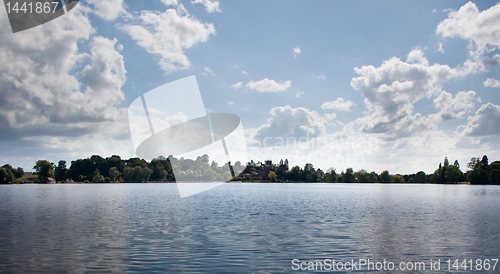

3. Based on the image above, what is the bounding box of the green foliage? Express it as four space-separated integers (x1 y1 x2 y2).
380 170 390 183
33 160 54 179
468 155 490 184
268 171 276 182
392 174 405 183
203 168 216 181
109 167 120 182
0 167 15 184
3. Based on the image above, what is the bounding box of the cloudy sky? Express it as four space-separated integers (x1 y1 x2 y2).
0 0 499 174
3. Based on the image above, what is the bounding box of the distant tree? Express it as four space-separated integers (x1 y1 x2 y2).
392 174 405 183
380 170 390 183
203 168 216 181
55 160 67 181
92 168 105 183
444 157 449 167
490 161 500 185
305 174 313 182
286 166 301 181
453 160 460 168
33 160 54 179
481 155 489 170
467 157 488 184
323 168 337 183
415 171 427 183
444 165 462 183
140 167 153 182
354 169 369 182
341 168 354 183
109 167 120 182
2 164 22 179
304 163 314 172
0 167 15 184
268 171 276 182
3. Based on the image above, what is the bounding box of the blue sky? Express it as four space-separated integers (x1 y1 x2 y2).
0 0 499 174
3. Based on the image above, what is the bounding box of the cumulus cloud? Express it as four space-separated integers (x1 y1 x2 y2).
85 0 126 21
230 82 243 89
437 2 500 50
437 2 500 68
457 103 500 137
350 48 472 138
191 0 221 13
484 78 500 88
0 5 132 169
293 46 301 57
321 98 356 111
251 105 328 144
433 90 476 120
246 78 291 92
317 74 326 80
228 101 235 105
120 9 216 73
161 0 179 6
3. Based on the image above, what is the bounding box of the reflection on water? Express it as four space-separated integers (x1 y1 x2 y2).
1 183 499 273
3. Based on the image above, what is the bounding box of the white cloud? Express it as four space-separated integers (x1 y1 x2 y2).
350 48 472 138
85 0 126 21
230 82 243 89
242 70 249 75
484 78 500 88
0 5 132 168
228 101 235 105
293 46 301 57
437 2 500 68
251 105 328 143
120 9 216 73
246 78 291 92
191 0 221 13
201 66 215 76
161 0 178 6
458 103 500 137
438 42 444 53
321 98 356 112
296 91 305 98
433 90 476 121
317 74 326 80
437 2 500 51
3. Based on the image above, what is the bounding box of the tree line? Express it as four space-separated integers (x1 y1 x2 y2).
0 154 498 185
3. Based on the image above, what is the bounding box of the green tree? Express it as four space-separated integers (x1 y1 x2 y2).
33 160 54 179
109 167 120 182
444 165 462 183
415 171 427 183
140 167 153 182
392 174 405 183
489 161 500 185
354 169 369 182
481 155 489 170
343 168 354 183
268 171 276 182
0 167 15 184
203 168 216 181
467 157 488 184
92 168 105 183
380 170 390 183
55 160 67 181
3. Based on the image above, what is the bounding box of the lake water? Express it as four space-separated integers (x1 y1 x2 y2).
1 183 500 273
